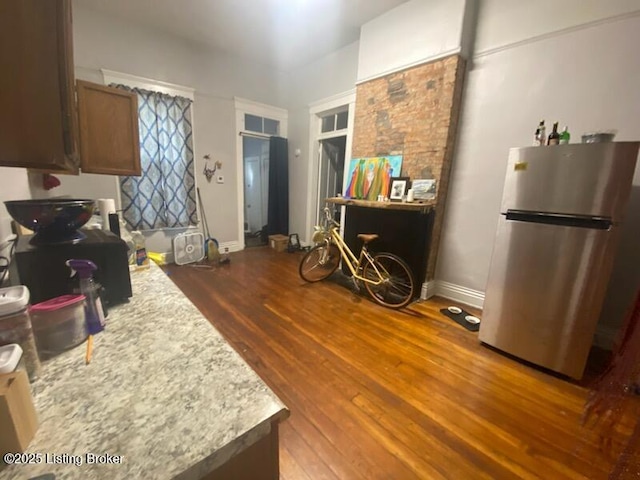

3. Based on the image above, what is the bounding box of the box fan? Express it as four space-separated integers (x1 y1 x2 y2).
172 232 205 265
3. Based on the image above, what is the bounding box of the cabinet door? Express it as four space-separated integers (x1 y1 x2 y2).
0 0 78 171
76 81 142 176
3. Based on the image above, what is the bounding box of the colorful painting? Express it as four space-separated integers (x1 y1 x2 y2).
344 156 403 200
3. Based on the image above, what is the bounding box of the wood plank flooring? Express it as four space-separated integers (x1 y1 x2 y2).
163 247 638 480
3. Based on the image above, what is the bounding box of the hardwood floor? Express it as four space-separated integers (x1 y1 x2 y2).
164 247 637 480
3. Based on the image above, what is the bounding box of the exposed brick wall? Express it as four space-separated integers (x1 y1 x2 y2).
352 54 466 281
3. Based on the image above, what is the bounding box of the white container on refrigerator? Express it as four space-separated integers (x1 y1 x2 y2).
479 142 639 379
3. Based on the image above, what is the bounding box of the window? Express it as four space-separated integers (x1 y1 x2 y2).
320 110 349 133
117 86 197 230
336 111 348 130
244 113 280 135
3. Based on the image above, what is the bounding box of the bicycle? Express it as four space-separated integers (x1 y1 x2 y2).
299 207 416 309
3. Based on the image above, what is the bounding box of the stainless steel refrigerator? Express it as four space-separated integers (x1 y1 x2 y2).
479 142 639 379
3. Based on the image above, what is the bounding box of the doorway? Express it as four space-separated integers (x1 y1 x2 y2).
306 90 355 243
243 136 270 247
317 136 346 224
234 98 288 250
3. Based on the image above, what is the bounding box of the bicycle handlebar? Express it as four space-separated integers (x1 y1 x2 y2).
323 207 340 227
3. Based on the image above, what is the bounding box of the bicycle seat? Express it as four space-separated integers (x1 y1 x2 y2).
358 233 379 243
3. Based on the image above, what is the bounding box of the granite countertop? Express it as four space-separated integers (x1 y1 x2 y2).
0 263 288 480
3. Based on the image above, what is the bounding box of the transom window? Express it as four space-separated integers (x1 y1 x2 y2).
321 110 348 133
244 114 280 135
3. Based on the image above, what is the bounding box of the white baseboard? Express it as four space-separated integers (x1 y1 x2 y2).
421 280 438 300
424 280 617 351
436 281 485 309
218 241 242 253
420 280 485 309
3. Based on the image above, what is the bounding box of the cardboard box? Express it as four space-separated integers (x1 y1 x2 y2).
0 370 38 454
268 234 289 253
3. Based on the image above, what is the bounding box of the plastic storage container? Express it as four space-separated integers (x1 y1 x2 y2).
0 344 25 375
30 295 87 360
582 132 616 143
0 343 27 375
0 286 41 381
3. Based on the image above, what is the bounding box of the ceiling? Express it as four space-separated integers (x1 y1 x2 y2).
77 0 409 71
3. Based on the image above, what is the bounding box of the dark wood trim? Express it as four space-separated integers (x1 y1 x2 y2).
326 196 435 213
202 422 280 480
0 0 77 171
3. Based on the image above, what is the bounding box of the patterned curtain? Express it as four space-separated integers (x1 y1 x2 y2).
115 85 197 230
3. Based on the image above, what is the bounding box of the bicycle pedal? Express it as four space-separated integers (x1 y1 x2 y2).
351 277 361 292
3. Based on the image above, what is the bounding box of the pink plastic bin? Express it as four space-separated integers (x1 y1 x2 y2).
30 295 87 359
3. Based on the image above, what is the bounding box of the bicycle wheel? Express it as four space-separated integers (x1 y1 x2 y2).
363 253 415 308
299 244 341 282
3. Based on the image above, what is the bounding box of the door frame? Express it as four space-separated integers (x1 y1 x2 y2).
234 97 288 249
316 136 347 227
305 90 356 243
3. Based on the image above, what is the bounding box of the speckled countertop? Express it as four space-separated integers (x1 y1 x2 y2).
0 263 288 480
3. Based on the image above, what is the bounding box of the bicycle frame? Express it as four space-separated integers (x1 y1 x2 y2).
321 223 386 287
302 207 415 309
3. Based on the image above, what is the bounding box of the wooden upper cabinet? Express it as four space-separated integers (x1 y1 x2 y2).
77 81 141 176
0 0 78 171
0 0 141 176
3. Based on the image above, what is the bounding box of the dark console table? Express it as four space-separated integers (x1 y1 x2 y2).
326 197 436 295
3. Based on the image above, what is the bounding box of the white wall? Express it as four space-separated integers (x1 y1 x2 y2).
474 0 640 53
357 0 468 82
437 7 640 341
286 42 360 241
0 168 30 255
24 2 289 254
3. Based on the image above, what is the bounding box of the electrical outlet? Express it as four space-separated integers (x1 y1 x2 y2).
216 175 224 184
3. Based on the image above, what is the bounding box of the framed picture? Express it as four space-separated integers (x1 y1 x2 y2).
389 177 410 201
411 179 436 200
345 156 403 200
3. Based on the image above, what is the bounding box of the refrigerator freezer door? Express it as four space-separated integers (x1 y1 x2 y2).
479 216 620 379
501 143 639 222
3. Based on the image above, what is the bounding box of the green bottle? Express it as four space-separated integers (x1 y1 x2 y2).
559 126 570 145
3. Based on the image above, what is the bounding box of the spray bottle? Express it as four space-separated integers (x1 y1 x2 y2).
66 259 105 335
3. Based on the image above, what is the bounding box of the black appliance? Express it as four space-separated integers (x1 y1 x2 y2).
11 229 132 306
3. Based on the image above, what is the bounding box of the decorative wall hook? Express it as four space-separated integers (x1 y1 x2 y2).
203 154 223 183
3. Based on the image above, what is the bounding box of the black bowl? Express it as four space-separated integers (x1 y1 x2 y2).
4 199 95 244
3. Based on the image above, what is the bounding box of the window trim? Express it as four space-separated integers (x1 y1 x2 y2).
244 113 281 136
101 69 195 101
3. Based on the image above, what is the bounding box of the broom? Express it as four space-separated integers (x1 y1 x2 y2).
196 187 219 261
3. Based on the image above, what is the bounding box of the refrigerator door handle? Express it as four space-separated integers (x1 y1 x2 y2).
505 210 613 230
